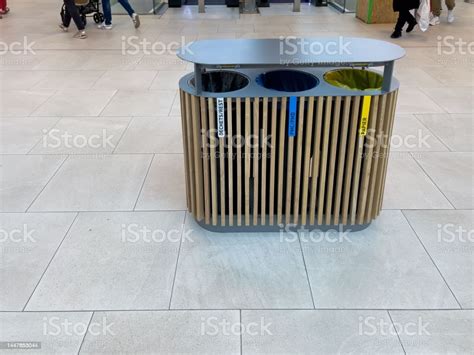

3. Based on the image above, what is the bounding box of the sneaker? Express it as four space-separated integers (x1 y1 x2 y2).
132 13 140 29
391 30 402 39
447 10 454 23
59 24 69 32
97 22 113 30
406 20 417 33
73 30 87 39
430 15 440 26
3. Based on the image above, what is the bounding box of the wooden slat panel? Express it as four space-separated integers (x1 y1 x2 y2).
227 98 234 226
236 98 243 226
253 98 260 225
261 97 269 225
277 97 287 225
191 95 204 221
300 97 315 226
244 97 251 226
356 95 379 224
200 96 211 224
349 97 365 225
208 98 218 226
180 91 192 212
333 96 351 225
268 98 278 225
365 94 387 222
324 96 342 225
309 96 324 225
342 96 360 225
292 97 307 225
184 93 196 215
317 97 332 225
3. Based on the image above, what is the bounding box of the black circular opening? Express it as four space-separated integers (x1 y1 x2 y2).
190 71 249 93
257 70 319 92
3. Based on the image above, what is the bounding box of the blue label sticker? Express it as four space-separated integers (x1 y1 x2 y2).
288 96 297 137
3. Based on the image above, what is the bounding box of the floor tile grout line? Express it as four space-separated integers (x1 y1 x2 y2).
132 154 155 210
167 212 187 310
25 116 64 155
77 311 94 355
412 113 453 153
21 212 80 311
96 89 119 118
400 210 463 309
111 116 134 154
25 90 58 118
297 234 316 309
24 154 70 212
408 152 457 210
387 310 407 355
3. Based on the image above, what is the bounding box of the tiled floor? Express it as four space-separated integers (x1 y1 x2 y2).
1 1 473 354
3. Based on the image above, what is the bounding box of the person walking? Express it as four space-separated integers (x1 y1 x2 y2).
430 0 455 25
391 0 420 38
0 0 9 18
59 0 87 39
98 0 140 30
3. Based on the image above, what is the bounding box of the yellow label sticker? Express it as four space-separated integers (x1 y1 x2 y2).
359 96 372 136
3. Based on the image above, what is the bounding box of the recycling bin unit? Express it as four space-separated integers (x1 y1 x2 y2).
177 38 405 230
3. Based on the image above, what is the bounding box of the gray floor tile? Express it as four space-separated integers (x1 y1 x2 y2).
0 213 76 310
404 210 473 308
0 91 54 117
100 90 176 117
25 211 184 311
414 152 474 209
0 312 92 354
170 215 313 309
0 155 66 212
29 155 152 212
301 210 459 309
242 310 404 354
390 310 474 354
80 310 240 355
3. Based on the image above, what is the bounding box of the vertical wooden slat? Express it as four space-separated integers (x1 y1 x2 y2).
244 98 251 226
180 91 192 212
219 112 226 227
356 95 379 225
200 96 211 224
300 97 315 226
324 96 341 225
253 98 260 225
365 94 387 222
184 93 196 215
191 96 204 221
309 96 324 225
208 98 218 226
333 96 351 225
342 96 360 225
261 97 269 225
268 98 278 226
277 97 287 225
227 98 234 226
236 98 242 226
292 97 307 225
285 112 295 226
317 97 332 225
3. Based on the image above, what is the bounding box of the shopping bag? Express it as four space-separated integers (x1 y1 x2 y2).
417 0 430 32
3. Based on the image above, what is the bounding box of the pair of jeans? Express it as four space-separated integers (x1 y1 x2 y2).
63 0 85 30
395 9 416 32
431 0 455 16
102 0 135 25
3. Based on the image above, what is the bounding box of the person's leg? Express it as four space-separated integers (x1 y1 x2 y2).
431 0 442 16
117 0 135 17
0 0 6 11
102 0 112 25
445 0 455 10
63 5 72 27
63 0 85 31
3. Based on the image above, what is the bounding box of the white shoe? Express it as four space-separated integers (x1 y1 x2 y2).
59 24 69 32
97 22 113 30
73 30 87 39
132 13 140 29
430 16 440 26
447 10 454 23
